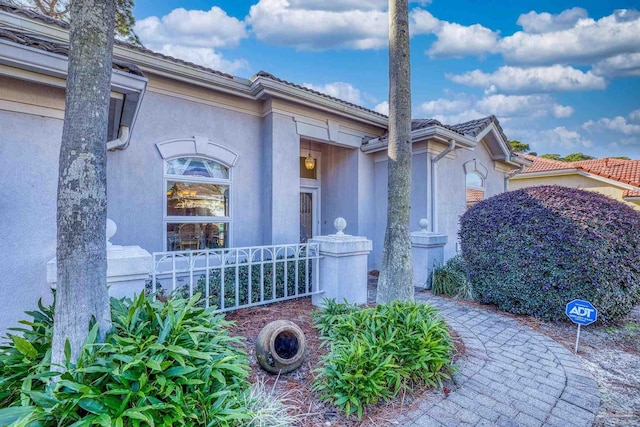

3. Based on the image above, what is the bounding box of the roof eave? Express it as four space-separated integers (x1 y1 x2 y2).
361 126 475 153
250 76 388 127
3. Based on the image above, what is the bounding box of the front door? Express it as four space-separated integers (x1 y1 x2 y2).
300 189 318 243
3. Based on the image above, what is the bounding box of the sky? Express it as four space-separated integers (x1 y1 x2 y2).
131 0 640 159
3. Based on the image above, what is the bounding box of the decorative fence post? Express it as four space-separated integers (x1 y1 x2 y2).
411 218 447 289
47 219 152 298
309 217 372 307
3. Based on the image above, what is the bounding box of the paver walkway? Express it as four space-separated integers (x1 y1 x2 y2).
395 293 600 427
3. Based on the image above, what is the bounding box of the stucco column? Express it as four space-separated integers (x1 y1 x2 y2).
411 218 447 289
47 219 152 298
262 112 300 244
310 218 372 306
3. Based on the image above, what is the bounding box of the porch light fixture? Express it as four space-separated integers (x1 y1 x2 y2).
304 141 316 170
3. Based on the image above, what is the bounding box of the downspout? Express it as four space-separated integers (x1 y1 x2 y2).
430 139 456 233
505 164 525 191
106 125 130 151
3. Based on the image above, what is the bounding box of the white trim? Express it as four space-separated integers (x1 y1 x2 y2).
511 169 640 191
362 126 476 153
162 153 235 251
156 137 239 167
300 187 321 241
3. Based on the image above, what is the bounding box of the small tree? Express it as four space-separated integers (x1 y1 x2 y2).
51 0 116 367
377 0 413 304
8 0 140 44
561 152 595 162
508 140 530 153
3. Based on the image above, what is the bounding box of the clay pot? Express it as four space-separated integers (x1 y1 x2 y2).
255 320 306 374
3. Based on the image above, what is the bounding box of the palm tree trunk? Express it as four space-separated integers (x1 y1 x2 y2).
51 0 116 368
377 0 414 304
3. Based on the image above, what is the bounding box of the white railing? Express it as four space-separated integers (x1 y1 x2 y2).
151 243 321 312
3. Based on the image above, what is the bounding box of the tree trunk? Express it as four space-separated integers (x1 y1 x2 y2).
51 0 116 368
377 0 413 304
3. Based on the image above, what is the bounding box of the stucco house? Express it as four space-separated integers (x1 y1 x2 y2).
0 3 528 334
510 155 640 210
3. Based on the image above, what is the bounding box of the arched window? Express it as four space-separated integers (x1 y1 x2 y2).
165 157 231 251
465 172 484 208
464 159 487 209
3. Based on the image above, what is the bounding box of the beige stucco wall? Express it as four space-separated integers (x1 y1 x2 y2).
509 174 640 210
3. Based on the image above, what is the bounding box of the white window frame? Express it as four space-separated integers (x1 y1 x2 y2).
156 137 239 251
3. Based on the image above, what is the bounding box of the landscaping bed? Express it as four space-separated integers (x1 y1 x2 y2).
226 297 464 426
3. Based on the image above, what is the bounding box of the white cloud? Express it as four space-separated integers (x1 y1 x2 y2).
419 98 472 115
583 116 640 135
516 7 588 34
154 45 248 74
629 109 640 122
592 53 640 77
247 0 388 50
476 94 573 119
374 101 389 115
552 104 575 119
416 93 572 125
411 9 499 58
136 7 247 49
446 65 606 94
498 9 640 65
505 126 593 153
302 82 364 105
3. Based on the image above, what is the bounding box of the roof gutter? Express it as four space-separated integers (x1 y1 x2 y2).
505 164 525 191
430 139 456 233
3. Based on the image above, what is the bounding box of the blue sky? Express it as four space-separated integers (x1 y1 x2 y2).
132 0 640 158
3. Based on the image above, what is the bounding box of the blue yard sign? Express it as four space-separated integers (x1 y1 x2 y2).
566 299 597 353
566 300 597 325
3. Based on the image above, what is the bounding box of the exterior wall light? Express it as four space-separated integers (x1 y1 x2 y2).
304 140 315 170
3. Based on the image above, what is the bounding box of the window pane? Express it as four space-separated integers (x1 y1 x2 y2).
167 222 228 251
466 172 483 188
167 181 229 217
166 158 229 179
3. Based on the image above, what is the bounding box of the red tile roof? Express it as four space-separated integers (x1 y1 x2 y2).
521 154 640 190
466 188 484 203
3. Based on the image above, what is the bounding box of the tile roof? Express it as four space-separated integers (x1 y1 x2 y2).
466 188 484 203
0 1 68 27
449 115 510 143
251 71 387 119
0 27 144 76
521 154 640 189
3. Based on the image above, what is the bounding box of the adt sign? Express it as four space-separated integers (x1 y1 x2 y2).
566 300 597 325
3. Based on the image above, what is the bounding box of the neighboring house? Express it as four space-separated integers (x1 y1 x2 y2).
0 3 527 334
510 155 640 210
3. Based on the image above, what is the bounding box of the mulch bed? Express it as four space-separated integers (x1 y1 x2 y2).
226 297 464 426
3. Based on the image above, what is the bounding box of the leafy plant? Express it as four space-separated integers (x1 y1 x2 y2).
312 300 454 420
0 294 251 426
460 185 640 322
431 255 472 299
0 299 54 408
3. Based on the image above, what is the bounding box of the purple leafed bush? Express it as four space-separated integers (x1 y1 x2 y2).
459 185 640 322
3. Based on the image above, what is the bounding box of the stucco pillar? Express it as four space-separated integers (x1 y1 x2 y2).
262 112 300 244
47 219 152 298
411 218 447 289
310 218 372 306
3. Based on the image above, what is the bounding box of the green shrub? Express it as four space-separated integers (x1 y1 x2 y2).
0 300 54 408
0 294 251 426
431 255 472 299
460 185 640 322
312 300 454 420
